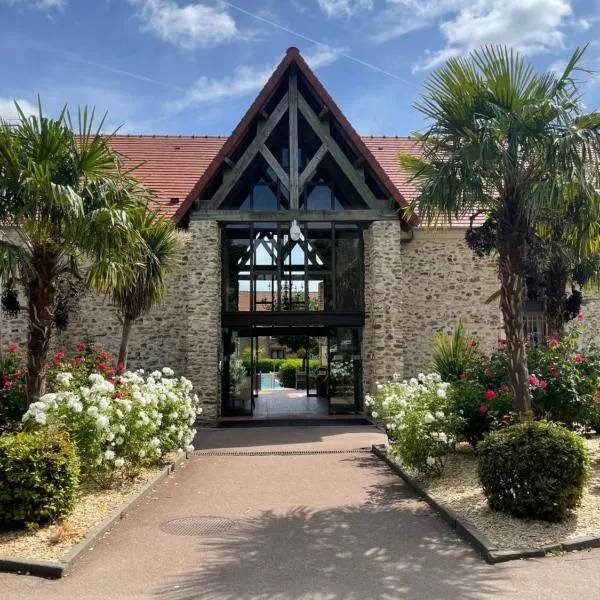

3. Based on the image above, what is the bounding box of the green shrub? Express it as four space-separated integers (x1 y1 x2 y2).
431 320 481 382
478 421 589 522
449 379 513 449
0 430 80 529
278 359 319 388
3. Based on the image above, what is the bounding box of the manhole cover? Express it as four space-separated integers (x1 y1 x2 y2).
161 517 240 537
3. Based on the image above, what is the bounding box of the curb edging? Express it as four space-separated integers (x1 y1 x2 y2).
371 444 600 564
0 453 189 579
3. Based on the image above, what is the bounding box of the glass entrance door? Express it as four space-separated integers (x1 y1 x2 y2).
222 329 255 416
328 327 362 414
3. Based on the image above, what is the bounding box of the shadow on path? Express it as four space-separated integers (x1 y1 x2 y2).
156 502 503 600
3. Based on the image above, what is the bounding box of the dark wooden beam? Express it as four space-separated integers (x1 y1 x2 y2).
191 209 399 222
298 144 327 192
259 144 290 189
318 106 329 120
259 108 269 120
205 92 289 210
353 156 366 169
298 94 380 209
289 73 299 209
223 157 235 169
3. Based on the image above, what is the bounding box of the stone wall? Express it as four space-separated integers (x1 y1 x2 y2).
400 228 502 377
362 220 404 396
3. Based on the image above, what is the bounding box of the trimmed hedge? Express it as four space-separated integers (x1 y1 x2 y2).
478 421 589 522
0 430 80 529
278 359 320 388
241 358 285 374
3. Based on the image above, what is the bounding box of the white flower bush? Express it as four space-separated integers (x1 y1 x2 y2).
23 366 201 483
365 373 460 476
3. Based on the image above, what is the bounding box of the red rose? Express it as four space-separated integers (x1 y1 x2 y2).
97 362 107 370
595 392 600 400
13 371 21 378
8 345 17 352
479 403 488 414
76 342 87 351
70 357 82 366
540 380 548 389
100 352 111 361
3 380 12 390
529 375 538 386
117 363 125 373
460 372 467 381
498 338 507 345
484 369 493 377
108 367 116 377
575 354 585 364
484 390 496 400
500 415 509 422
114 392 123 399
53 351 64 361
549 338 559 348
501 384 510 393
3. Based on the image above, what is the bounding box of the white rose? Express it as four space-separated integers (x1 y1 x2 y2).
114 457 125 468
115 437 124 446
437 388 447 399
426 457 436 467
35 412 47 425
105 449 115 461
371 411 379 419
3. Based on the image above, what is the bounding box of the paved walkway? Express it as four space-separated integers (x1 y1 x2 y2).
2 425 600 599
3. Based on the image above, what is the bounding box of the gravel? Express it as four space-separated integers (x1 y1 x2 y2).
419 437 600 550
0 467 162 561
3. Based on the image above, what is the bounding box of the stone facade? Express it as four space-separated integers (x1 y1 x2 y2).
362 220 405 396
400 228 502 376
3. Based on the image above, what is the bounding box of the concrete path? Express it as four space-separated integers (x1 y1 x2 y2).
2 425 600 599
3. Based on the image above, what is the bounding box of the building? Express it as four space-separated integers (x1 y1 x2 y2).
1 47 514 423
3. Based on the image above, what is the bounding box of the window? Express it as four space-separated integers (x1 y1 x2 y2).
271 349 285 359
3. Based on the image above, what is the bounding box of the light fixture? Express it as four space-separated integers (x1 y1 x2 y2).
290 219 301 242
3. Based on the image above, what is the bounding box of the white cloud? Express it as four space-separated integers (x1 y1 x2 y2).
370 0 575 72
0 97 37 122
317 0 373 18
0 0 65 9
170 46 343 111
128 0 238 50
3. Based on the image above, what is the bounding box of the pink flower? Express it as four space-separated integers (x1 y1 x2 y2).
13 371 21 378
577 312 584 321
117 363 125 373
484 369 493 377
97 362 106 371
502 384 510 393
53 351 64 361
549 338 559 348
529 375 539 386
595 392 600 400
540 380 548 389
575 354 585 364
71 357 82 366
76 342 87 351
479 403 488 414
498 338 507 345
500 415 509 422
484 389 496 400
108 367 116 377
8 345 17 352
100 352 111 361
114 392 122 399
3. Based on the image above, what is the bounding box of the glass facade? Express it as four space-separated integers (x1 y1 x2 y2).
223 222 363 314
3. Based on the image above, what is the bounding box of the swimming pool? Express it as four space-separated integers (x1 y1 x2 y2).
260 372 282 389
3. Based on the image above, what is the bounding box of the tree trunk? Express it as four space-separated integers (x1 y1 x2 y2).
498 246 532 418
25 247 59 408
545 258 569 338
118 314 134 368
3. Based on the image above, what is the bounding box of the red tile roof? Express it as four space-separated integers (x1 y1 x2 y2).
110 134 422 221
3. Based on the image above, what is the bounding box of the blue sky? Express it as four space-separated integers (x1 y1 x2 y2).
0 0 599 136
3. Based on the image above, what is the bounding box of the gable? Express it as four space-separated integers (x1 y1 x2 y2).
169 47 418 227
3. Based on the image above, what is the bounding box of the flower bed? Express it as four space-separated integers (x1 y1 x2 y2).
0 466 163 562
416 437 600 550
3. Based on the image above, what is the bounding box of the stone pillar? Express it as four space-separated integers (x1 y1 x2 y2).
183 220 221 425
362 220 404 397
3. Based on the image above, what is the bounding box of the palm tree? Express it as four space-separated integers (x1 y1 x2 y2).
111 209 181 368
0 101 150 406
400 46 600 417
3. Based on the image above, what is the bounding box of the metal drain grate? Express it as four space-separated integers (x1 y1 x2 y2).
193 448 371 456
161 517 241 537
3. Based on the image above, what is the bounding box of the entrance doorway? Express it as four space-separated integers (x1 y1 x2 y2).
221 327 362 418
